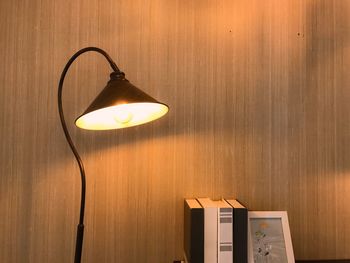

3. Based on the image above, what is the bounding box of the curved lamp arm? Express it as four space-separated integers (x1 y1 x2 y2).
57 47 120 263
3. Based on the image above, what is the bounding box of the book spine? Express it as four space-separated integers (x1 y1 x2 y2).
191 208 204 263
218 208 233 263
233 208 248 263
184 203 204 263
203 207 217 263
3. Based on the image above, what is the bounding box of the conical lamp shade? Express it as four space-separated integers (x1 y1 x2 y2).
75 72 169 130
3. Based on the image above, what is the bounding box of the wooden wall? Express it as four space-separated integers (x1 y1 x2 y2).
0 0 349 262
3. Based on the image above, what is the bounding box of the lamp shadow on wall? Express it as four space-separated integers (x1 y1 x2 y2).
302 0 350 178
42 0 350 210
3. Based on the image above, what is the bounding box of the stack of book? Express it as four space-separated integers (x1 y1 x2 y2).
184 198 247 263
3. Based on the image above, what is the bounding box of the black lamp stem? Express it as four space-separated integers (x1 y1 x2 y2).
58 47 120 263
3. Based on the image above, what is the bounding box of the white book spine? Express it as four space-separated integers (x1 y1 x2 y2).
204 206 217 263
197 198 218 263
218 207 233 263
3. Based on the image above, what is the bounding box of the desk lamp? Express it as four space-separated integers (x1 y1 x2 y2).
58 47 169 263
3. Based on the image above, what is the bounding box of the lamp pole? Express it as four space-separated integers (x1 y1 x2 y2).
57 47 121 263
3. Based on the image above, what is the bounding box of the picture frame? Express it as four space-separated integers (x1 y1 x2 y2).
248 211 295 263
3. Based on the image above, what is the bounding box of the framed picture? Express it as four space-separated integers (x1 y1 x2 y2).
248 211 294 263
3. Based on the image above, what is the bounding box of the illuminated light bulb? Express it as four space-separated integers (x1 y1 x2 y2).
114 110 133 124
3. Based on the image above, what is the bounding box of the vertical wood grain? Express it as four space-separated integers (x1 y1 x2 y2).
0 0 349 262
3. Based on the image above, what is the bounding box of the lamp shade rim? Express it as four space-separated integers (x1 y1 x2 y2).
75 102 169 130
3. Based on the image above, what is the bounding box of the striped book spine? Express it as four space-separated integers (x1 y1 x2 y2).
217 204 233 263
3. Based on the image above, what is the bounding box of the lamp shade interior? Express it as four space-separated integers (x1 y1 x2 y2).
75 102 168 130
